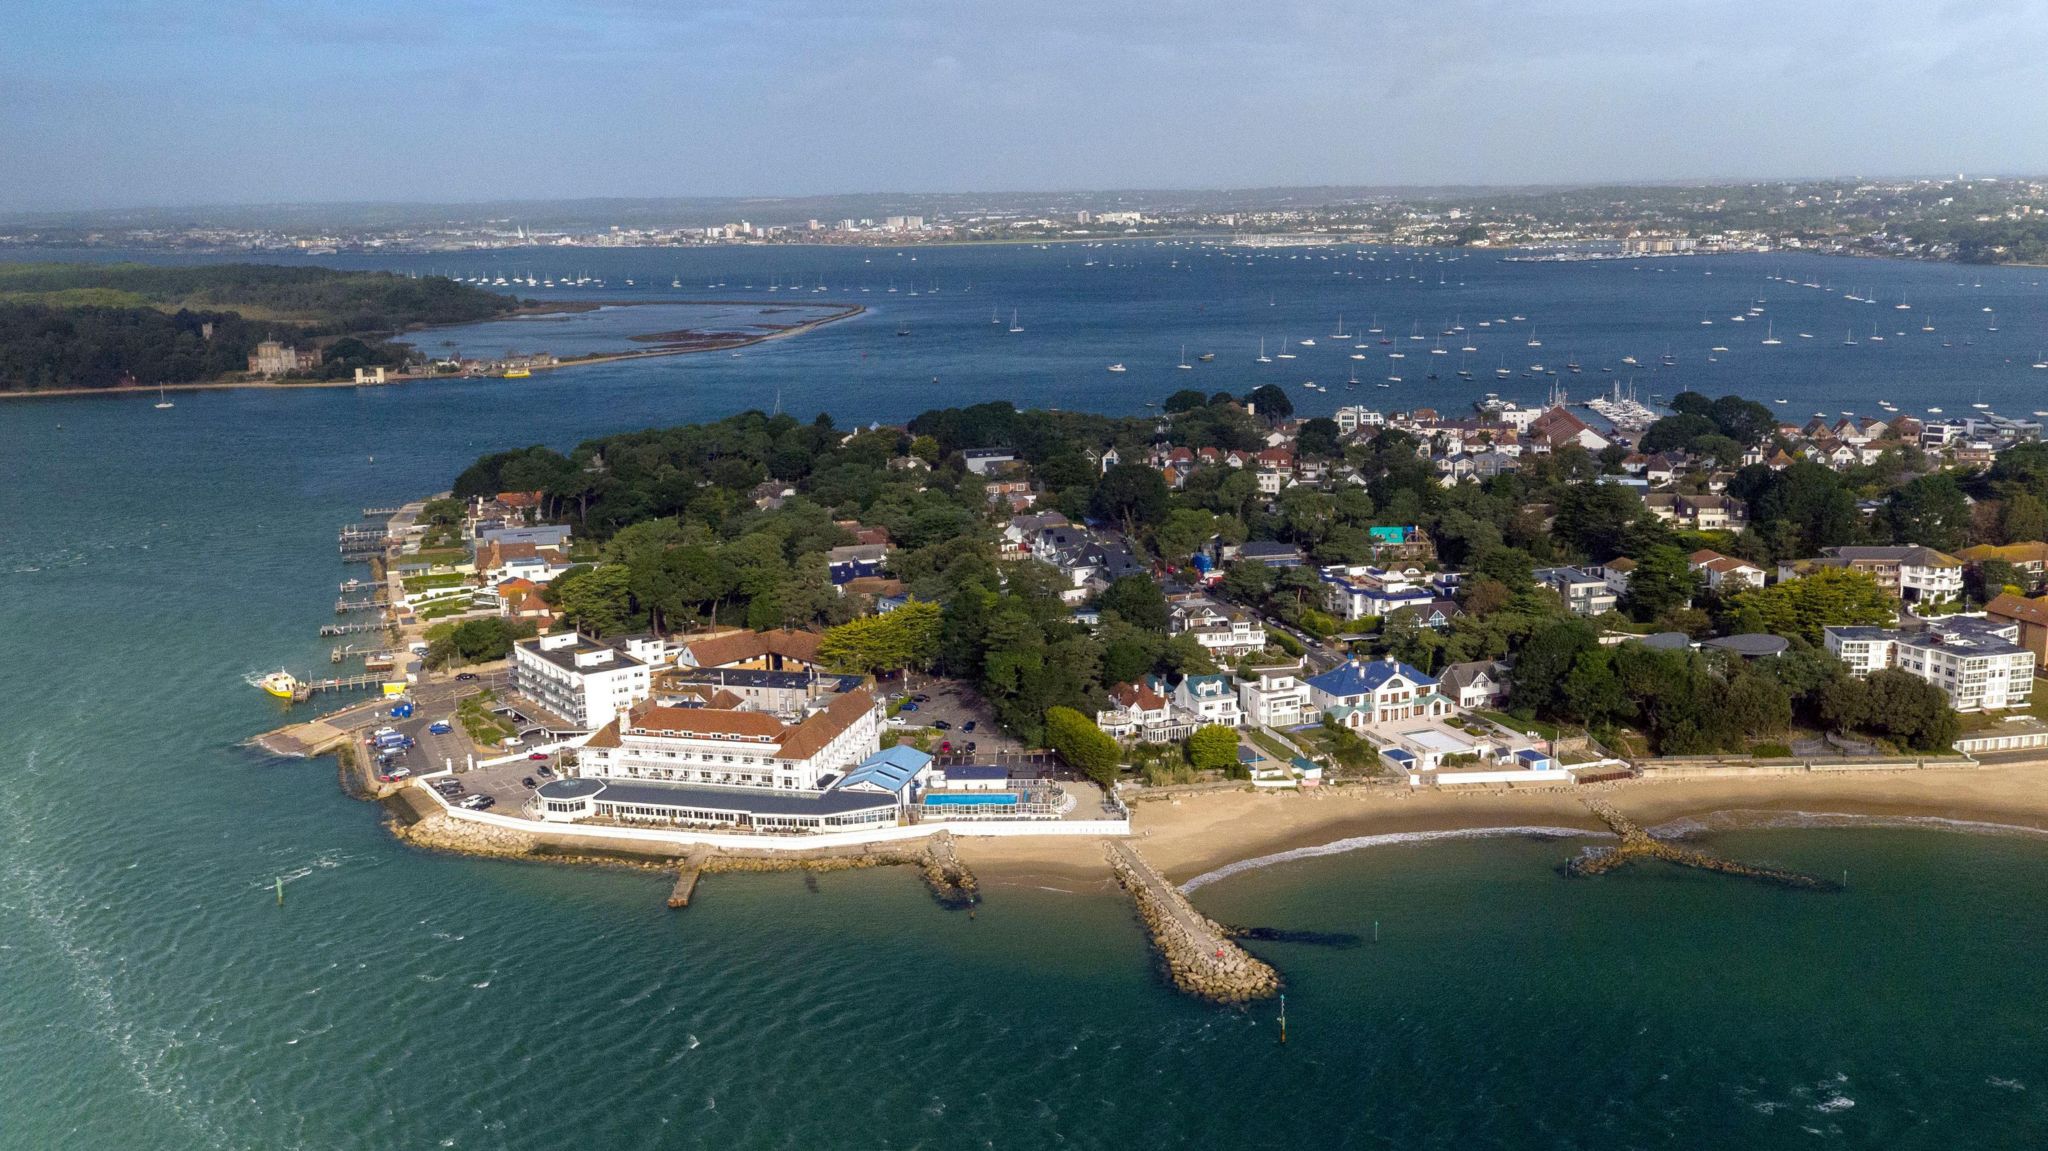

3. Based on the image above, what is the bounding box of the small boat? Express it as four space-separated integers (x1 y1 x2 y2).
1177 346 1192 371
1198 352 1215 362
1008 310 1023 333
154 384 174 410
1256 338 1272 364
503 367 531 378
259 671 299 700
1774 398 1788 405
1107 363 1127 373
1298 337 1316 347
1761 322 1782 346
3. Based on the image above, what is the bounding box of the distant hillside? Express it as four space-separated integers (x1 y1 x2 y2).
0 263 520 391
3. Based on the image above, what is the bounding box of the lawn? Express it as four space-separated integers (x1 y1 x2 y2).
402 572 469 593
1245 726 1300 763
1471 709 1558 741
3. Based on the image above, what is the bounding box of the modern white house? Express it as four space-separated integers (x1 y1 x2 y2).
1688 549 1767 592
1238 662 1313 728
1168 599 1268 659
512 632 653 731
1783 545 1963 604
1305 658 1452 731
1824 617 2034 712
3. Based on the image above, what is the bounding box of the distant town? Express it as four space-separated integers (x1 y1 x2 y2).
8 177 2048 265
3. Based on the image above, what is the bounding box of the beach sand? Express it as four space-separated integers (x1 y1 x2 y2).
953 764 2048 888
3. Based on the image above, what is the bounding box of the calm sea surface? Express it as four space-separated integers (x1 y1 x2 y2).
4 244 2048 1148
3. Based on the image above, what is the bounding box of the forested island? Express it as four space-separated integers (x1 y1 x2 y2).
0 263 519 390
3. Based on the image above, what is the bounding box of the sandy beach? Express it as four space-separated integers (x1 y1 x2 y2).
954 763 2048 888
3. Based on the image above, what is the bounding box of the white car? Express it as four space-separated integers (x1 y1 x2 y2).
886 716 907 727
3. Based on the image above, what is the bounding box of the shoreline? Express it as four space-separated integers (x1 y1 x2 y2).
0 300 864 400
953 762 2048 888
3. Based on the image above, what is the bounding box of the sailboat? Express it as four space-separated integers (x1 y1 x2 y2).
1330 314 1350 340
154 384 174 409
1277 338 1297 360
1256 338 1272 364
1367 314 1383 334
1008 310 1023 333
991 306 1002 325
1526 326 1542 348
1178 345 1193 370
1761 321 1782 346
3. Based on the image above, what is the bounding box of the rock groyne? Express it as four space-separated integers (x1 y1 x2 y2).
1106 841 1279 1004
1568 800 1839 890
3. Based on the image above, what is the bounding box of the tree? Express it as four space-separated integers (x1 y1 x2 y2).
1724 568 1896 644
1508 618 1600 717
1296 417 1343 459
545 564 640 636
1723 669 1793 739
817 601 942 675
1044 706 1122 787
2000 491 2048 545
1098 574 1169 631
1621 545 1701 623
1091 463 1170 537
1883 473 1971 551
1220 561 1277 604
1163 388 1209 413
1245 384 1294 421
1185 725 1241 772
1152 509 1218 566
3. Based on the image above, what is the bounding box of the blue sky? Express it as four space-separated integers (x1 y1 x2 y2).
2 0 2045 210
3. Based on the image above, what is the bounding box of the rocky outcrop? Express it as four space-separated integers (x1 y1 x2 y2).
1568 800 1839 890
1106 841 1280 1004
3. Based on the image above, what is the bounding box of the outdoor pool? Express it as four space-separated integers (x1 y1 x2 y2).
924 792 1020 807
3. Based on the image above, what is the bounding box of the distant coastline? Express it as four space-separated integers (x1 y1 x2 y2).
0 299 863 399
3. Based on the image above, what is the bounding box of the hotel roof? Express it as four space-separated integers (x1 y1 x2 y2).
535 778 897 817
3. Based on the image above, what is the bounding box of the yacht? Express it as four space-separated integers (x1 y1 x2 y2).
1008 310 1023 333
1761 322 1782 346
154 384 174 409
1178 346 1193 370
1107 363 1126 373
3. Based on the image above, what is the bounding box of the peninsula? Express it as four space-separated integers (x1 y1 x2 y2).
253 382 2048 999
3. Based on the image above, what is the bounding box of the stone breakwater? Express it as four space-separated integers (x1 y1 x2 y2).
1105 841 1280 1004
1567 800 1840 890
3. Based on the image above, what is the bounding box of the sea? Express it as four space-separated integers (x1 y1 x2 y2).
3 243 2048 1149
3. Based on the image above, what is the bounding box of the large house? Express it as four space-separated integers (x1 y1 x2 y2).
1173 674 1243 728
1096 681 1192 742
1527 406 1612 453
676 629 824 673
1305 658 1452 731
1986 592 2048 670
1688 549 1767 593
1237 662 1312 728
1438 661 1509 710
577 690 883 792
1534 566 1618 616
1168 598 1267 659
1824 618 2034 713
1781 545 1963 604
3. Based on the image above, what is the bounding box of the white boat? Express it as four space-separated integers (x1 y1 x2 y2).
1298 337 1316 347
1107 363 1126 373
1177 346 1192 370
1008 310 1023 333
1256 338 1271 364
153 384 174 409
1761 322 1782 346
1526 326 1541 347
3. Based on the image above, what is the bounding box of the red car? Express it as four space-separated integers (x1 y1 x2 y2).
528 752 549 761
939 740 952 753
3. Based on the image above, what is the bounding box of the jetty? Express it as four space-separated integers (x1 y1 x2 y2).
1106 841 1279 1004
667 851 708 908
334 596 387 613
289 672 388 700
916 831 978 907
361 506 402 517
1568 800 1838 890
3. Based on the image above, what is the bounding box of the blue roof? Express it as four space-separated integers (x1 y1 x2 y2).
1179 673 1233 698
1306 658 1436 697
834 745 933 793
1382 748 1417 765
1516 749 1553 764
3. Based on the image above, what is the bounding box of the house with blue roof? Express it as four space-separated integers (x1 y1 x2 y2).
1305 658 1453 731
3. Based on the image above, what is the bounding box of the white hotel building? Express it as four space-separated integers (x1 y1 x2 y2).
512 632 652 731
576 691 883 792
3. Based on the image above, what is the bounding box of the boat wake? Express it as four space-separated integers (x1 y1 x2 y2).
1179 826 1604 892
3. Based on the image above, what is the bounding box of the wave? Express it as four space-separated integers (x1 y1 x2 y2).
1179 826 1605 893
1646 810 2048 841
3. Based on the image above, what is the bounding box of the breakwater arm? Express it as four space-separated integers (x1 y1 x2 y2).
1106 841 1279 1004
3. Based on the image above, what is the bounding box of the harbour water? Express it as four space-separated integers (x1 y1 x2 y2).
5 244 2048 1148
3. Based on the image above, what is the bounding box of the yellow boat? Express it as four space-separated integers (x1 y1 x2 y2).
503 367 531 379
259 670 299 699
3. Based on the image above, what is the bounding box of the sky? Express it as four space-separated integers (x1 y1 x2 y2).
2 0 2046 212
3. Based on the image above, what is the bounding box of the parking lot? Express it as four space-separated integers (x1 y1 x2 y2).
886 679 1022 759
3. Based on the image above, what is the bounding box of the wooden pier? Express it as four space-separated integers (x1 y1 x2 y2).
361 506 402 517
288 672 388 701
334 596 387 613
320 620 391 637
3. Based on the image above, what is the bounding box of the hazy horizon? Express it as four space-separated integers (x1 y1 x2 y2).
4 0 2045 213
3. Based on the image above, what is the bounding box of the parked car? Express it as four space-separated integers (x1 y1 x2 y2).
455 673 479 682
536 764 554 777
378 766 412 782
521 776 537 789
932 720 952 731
428 722 452 735
939 740 952 754
964 742 977 753
962 720 976 732
886 717 907 727
527 751 548 761
460 794 496 811
899 702 918 712
503 737 523 748
913 694 930 703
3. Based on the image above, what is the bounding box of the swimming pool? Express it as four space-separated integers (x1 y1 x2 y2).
924 792 1020 807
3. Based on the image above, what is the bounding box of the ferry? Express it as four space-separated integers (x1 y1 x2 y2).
503 367 531 379
259 670 299 700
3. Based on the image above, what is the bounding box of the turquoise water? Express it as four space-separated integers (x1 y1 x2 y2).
5 245 2048 1147
924 793 1021 806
